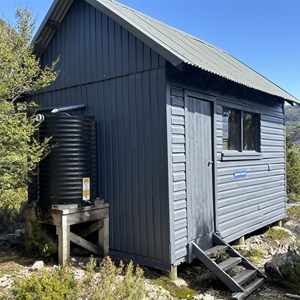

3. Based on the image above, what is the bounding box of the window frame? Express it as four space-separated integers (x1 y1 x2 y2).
222 107 261 160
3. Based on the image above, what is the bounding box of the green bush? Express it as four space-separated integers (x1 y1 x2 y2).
236 248 265 264
0 188 27 234
271 250 300 295
288 206 300 219
7 265 80 300
1 257 146 300
267 227 293 242
286 136 300 202
84 256 146 300
29 222 57 259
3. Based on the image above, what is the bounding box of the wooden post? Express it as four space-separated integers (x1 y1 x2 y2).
232 236 245 246
24 204 109 265
98 217 109 256
167 265 177 281
24 219 33 254
275 220 283 227
57 215 70 265
237 236 245 245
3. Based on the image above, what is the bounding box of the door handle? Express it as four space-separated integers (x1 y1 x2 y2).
208 161 214 166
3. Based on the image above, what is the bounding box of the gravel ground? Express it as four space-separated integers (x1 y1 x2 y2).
0 215 299 299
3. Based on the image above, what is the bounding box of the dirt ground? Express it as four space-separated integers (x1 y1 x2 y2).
0 215 299 299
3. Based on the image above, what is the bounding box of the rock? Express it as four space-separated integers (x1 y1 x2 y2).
193 295 204 299
265 253 292 278
173 277 188 287
78 262 85 268
71 257 77 263
0 276 13 289
15 229 24 237
202 294 215 300
265 251 300 294
30 261 44 271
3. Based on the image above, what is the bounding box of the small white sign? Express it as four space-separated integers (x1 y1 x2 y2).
82 177 90 201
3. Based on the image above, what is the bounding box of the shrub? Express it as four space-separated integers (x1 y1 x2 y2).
267 227 293 242
237 248 266 264
1 257 146 300
286 136 300 201
26 222 57 259
6 265 80 300
288 206 300 219
85 256 146 300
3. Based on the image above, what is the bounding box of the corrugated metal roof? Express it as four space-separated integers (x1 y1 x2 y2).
33 0 299 104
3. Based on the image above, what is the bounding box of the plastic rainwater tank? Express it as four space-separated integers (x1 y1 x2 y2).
38 113 97 207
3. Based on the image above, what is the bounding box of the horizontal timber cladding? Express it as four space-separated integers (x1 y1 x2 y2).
216 97 286 242
168 86 189 264
36 0 170 269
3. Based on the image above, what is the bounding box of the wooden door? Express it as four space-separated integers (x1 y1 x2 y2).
186 95 214 249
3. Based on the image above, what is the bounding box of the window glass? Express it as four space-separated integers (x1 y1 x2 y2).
222 108 238 150
243 112 255 150
222 107 260 152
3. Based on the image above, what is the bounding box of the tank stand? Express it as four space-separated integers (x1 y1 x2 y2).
25 203 109 265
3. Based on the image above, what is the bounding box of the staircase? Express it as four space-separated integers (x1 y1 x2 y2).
191 233 266 300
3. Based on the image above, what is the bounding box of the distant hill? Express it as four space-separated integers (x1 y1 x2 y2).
286 105 300 143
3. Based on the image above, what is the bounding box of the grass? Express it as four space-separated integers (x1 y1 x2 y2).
287 206 300 219
267 227 293 242
0 262 21 277
0 252 34 277
236 248 266 264
151 276 196 299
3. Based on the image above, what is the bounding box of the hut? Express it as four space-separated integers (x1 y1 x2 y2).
31 0 299 297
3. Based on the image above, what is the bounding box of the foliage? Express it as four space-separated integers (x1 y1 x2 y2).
84 256 146 300
29 222 57 259
1 257 146 300
268 250 300 295
286 134 300 202
151 275 195 299
267 227 293 242
0 188 26 233
236 248 265 264
0 8 58 209
7 265 80 300
287 206 300 219
286 105 300 143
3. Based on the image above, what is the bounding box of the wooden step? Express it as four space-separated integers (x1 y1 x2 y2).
233 269 257 285
205 245 228 257
218 257 242 271
232 277 264 300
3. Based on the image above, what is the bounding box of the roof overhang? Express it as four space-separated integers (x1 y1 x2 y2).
32 0 300 105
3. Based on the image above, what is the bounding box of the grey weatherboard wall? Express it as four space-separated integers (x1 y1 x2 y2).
36 0 171 270
33 0 291 271
166 77 285 266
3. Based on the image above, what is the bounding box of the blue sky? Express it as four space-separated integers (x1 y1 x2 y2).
1 0 299 100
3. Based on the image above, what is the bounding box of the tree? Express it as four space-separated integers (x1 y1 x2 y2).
286 134 300 202
0 8 58 209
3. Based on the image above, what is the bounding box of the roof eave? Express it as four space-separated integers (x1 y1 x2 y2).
31 0 299 105
31 0 74 56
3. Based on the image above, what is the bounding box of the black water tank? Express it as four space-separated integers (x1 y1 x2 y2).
38 113 97 207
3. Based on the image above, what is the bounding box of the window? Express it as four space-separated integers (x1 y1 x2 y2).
222 107 260 152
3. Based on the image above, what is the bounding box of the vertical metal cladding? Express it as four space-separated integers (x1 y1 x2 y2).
38 113 97 207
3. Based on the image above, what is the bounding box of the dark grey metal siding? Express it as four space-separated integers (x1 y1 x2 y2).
216 97 286 242
40 0 165 93
36 0 170 269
